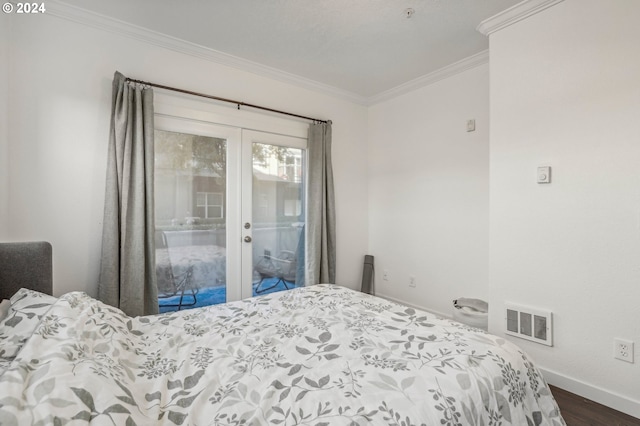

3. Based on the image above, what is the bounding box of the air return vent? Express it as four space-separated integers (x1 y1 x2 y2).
505 303 553 346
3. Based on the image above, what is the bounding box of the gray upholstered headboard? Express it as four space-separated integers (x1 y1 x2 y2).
0 242 53 300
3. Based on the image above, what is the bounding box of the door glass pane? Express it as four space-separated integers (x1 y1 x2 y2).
154 129 227 312
251 143 305 297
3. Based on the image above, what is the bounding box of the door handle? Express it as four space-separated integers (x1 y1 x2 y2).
244 236 252 243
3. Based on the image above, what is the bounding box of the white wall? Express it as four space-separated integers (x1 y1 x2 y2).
0 13 10 235
489 0 640 416
368 64 490 316
6 13 368 296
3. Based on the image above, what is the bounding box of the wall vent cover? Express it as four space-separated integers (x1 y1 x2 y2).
504 303 553 346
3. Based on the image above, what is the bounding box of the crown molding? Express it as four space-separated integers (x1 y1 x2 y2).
367 50 489 106
45 1 369 105
477 0 564 36
43 1 510 107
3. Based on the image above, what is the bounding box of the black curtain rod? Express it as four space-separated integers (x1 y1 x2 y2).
125 78 329 124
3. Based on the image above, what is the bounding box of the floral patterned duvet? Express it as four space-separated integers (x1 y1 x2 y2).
0 285 565 425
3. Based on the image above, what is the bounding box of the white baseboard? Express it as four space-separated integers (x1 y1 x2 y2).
374 292 451 319
373 292 640 420
540 367 640 420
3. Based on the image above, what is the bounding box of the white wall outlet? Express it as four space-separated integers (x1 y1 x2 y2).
614 338 634 363
383 269 389 281
409 275 416 288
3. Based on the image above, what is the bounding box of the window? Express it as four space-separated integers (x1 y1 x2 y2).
197 192 224 219
278 151 302 183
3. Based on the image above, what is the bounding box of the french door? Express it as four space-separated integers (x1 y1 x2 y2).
154 116 306 312
241 130 307 301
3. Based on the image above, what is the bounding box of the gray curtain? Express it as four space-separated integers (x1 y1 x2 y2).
98 71 158 316
305 121 336 284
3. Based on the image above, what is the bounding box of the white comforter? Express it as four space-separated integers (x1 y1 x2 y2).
0 285 565 425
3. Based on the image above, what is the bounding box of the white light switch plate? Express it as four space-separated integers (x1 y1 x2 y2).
537 166 551 184
466 119 475 132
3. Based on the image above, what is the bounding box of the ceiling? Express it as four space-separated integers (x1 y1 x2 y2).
59 0 521 98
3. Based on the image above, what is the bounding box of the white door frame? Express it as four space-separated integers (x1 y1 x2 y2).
155 102 308 303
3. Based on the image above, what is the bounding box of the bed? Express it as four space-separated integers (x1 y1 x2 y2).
0 283 565 425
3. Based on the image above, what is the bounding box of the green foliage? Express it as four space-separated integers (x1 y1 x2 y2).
155 130 292 175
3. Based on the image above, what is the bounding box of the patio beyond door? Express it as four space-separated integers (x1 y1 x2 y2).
154 117 306 312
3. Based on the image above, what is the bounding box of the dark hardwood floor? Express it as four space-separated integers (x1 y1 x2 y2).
550 385 640 426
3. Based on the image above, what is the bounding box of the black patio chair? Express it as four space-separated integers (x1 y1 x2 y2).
254 250 297 294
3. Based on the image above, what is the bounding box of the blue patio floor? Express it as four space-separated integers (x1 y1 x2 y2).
158 277 300 313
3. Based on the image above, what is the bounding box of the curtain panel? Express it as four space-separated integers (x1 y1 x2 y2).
98 71 158 316
305 121 336 285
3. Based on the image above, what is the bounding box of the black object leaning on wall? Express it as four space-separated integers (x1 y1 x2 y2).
360 255 374 295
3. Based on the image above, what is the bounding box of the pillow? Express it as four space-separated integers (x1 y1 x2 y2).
8 287 57 307
0 288 57 373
